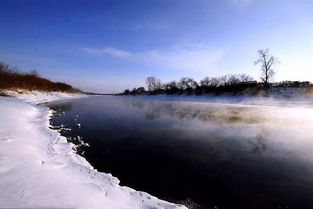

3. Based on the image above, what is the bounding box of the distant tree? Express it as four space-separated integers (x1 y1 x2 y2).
123 89 130 95
200 77 212 87
136 87 145 94
220 75 228 86
200 77 220 87
164 81 179 94
255 49 279 86
145 76 156 91
178 77 198 90
239 74 254 82
210 77 220 87
131 88 137 94
227 74 241 85
145 76 161 92
128 87 146 95
181 77 198 94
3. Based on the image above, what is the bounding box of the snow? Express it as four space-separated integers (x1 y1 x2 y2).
3 90 86 104
0 93 187 209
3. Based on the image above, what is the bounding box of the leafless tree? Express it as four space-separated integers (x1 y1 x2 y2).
145 76 161 92
220 75 228 86
239 74 254 82
164 81 178 92
200 77 220 87
178 77 198 90
200 77 211 87
255 49 279 86
227 74 241 85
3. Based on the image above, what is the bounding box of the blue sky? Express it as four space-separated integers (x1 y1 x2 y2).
1 0 313 93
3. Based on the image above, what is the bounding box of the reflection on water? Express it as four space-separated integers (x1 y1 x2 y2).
48 96 313 209
129 99 264 124
249 127 268 154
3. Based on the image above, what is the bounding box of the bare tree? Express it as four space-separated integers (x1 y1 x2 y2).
220 75 228 86
178 77 198 91
239 74 254 82
146 76 156 91
164 81 179 92
200 77 211 87
145 76 161 92
255 49 279 86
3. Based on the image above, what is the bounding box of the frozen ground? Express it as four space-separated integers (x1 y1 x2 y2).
0 91 186 209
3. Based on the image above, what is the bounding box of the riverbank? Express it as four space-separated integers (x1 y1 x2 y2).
0 92 186 209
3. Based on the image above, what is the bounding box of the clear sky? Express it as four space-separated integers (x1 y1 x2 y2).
1 0 313 93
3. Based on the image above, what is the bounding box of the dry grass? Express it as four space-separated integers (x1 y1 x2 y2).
0 62 81 93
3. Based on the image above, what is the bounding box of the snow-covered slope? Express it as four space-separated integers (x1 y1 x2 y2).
0 95 186 209
3 90 86 104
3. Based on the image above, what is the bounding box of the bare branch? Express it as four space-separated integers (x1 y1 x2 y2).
255 49 279 86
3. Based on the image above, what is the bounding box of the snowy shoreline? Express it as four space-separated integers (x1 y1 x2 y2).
0 91 186 209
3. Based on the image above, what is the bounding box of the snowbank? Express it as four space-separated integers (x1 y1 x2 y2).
0 95 186 209
3 89 86 104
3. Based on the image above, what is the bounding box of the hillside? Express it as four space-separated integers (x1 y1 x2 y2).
0 62 81 93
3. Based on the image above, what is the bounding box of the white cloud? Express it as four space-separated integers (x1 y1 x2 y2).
83 47 131 58
82 43 224 73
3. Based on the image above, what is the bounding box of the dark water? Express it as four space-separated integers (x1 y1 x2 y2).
48 96 313 209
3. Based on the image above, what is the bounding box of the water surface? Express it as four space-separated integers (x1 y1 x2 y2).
48 96 313 209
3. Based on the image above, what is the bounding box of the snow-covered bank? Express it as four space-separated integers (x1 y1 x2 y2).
0 95 186 209
3 89 86 104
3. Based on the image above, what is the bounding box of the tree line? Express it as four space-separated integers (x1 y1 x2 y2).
122 73 258 95
121 49 312 96
122 75 312 96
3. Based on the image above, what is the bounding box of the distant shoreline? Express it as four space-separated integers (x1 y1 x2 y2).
84 92 115 96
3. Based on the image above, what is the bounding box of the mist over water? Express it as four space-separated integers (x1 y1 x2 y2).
48 96 313 209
